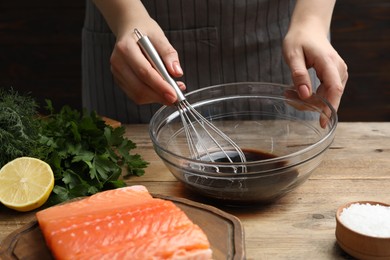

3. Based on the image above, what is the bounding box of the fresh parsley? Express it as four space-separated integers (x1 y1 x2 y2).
0 89 149 205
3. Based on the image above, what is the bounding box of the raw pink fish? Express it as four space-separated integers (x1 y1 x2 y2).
36 185 212 259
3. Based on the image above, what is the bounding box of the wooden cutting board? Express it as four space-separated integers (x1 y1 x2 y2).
0 194 245 260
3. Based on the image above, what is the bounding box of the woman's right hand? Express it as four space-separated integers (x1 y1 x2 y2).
93 0 185 105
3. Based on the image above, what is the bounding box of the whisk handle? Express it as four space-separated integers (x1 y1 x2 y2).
134 29 186 103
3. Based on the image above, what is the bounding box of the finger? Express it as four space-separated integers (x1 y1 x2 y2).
315 60 346 112
111 45 175 105
151 34 183 77
177 81 186 91
339 59 349 87
285 49 313 99
111 62 170 105
284 87 331 129
113 36 179 104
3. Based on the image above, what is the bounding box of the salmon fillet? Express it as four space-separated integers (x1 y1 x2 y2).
36 185 212 260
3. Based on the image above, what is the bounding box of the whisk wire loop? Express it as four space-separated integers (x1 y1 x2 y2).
135 28 246 173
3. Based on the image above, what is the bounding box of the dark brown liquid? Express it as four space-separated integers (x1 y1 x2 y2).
199 148 282 174
186 148 300 204
208 148 277 163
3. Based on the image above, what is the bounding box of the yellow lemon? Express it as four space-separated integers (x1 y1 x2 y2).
0 157 54 212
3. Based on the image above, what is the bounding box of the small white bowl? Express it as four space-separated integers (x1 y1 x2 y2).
335 201 390 260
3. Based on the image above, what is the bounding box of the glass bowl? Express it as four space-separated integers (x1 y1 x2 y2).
149 82 337 205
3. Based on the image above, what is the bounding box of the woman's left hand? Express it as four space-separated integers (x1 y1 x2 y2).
283 16 348 112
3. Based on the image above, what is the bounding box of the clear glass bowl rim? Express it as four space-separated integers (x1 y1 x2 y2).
149 82 338 169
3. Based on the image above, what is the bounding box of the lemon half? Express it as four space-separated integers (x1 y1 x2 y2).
0 157 54 212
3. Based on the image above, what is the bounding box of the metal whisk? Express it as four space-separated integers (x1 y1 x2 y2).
134 29 246 169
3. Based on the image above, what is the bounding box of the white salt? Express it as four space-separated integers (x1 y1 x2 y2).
339 203 390 238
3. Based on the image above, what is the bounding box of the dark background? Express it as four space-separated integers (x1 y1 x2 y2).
0 0 389 121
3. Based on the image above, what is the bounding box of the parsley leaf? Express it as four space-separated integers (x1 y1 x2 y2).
0 90 149 205
38 101 149 204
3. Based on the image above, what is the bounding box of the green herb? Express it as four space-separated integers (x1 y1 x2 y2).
0 88 41 167
0 89 148 205
39 100 149 204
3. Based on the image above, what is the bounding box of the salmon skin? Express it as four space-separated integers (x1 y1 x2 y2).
36 185 212 260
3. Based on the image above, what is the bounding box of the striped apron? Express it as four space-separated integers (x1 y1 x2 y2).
82 0 319 123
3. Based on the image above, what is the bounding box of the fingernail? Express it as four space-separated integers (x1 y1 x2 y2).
173 61 183 75
320 113 329 129
298 85 311 98
164 93 177 104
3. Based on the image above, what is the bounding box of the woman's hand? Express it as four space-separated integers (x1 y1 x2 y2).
93 0 185 106
283 0 348 112
110 20 185 105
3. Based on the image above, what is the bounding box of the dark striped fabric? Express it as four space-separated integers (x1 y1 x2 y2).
82 0 319 123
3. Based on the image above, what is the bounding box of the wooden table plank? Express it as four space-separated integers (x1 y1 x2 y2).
0 122 389 259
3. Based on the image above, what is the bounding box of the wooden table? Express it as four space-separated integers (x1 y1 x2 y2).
1 122 389 259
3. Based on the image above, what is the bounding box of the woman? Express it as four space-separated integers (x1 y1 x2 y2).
82 0 347 123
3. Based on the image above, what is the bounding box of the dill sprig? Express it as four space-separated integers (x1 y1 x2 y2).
0 88 41 167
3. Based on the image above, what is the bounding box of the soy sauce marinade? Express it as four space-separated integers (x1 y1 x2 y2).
200 148 285 174
213 149 277 162
192 148 299 203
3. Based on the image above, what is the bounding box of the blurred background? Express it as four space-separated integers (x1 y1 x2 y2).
0 0 389 121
